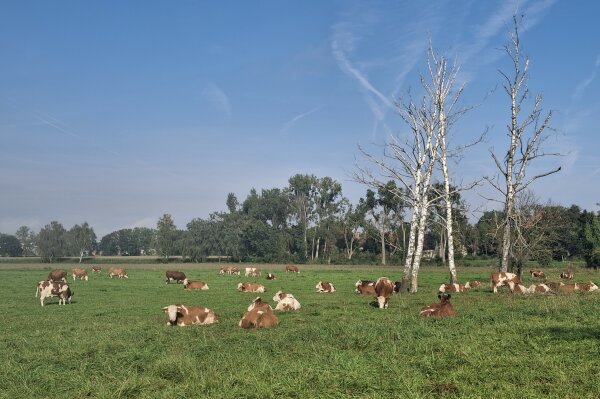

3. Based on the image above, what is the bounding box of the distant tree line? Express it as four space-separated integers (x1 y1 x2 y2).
1 172 599 268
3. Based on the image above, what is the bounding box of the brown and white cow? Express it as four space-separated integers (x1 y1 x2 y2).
374 277 394 309
48 269 67 283
558 283 579 293
272 291 301 311
438 283 468 293
546 282 564 292
239 306 278 329
245 267 261 277
355 280 375 295
490 272 521 293
183 279 209 291
219 266 230 275
237 282 266 293
465 280 482 289
72 267 88 281
108 267 128 279
576 281 599 292
530 269 546 278
419 294 456 317
247 296 273 312
165 270 186 284
315 281 336 293
266 273 276 280
560 269 574 279
285 264 299 273
39 280 73 306
230 267 241 276
91 265 102 273
162 304 218 326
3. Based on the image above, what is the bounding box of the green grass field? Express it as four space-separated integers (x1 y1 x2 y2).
1 263 599 398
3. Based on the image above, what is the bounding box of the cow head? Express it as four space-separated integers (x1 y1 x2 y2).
162 305 181 325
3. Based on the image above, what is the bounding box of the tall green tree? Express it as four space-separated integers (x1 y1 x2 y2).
36 221 67 263
583 214 600 268
0 234 23 256
67 222 97 263
287 174 318 260
15 226 36 256
155 214 177 261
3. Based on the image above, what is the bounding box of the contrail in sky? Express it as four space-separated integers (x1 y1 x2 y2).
280 107 321 135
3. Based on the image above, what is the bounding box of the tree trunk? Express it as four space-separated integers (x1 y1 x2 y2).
410 195 430 292
315 237 321 260
400 206 419 293
380 224 386 266
79 250 84 263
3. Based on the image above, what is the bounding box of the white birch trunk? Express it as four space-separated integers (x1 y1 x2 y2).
410 193 430 292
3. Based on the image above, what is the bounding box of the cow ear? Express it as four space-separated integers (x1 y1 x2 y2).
161 307 168 312
438 294 442 299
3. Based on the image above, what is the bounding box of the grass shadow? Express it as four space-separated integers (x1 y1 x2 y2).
533 327 600 340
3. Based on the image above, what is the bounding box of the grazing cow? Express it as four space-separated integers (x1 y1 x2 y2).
285 264 299 273
315 281 336 293
419 294 456 317
162 304 218 326
247 296 273 311
237 282 266 293
272 291 301 311
183 279 209 291
530 269 546 278
165 270 186 284
230 267 241 276
374 277 394 309
355 280 375 295
438 283 468 293
465 280 482 289
239 306 278 329
72 268 88 281
91 266 102 273
219 266 230 275
560 269 574 279
48 269 67 283
39 280 73 306
490 272 521 293
576 281 599 292
108 267 128 279
266 273 276 280
245 267 261 277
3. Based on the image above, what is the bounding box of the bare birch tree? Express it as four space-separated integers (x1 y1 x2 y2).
486 16 561 272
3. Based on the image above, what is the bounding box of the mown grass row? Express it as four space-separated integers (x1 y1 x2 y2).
1 264 599 398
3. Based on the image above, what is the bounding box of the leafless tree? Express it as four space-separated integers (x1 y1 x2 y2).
486 16 561 273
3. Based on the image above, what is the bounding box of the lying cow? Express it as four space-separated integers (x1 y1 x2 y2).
162 304 218 326
508 282 552 294
490 272 521 293
91 265 102 273
315 281 336 293
285 264 299 273
165 270 186 284
438 283 468 293
466 280 482 289
39 280 73 306
72 267 88 281
247 297 273 311
559 281 599 293
374 277 394 309
239 306 278 329
245 267 261 277
272 291 301 311
530 269 546 278
266 273 276 280
419 294 456 317
578 281 599 292
560 269 574 279
48 269 67 283
355 280 375 295
108 267 128 278
183 279 209 290
237 282 266 293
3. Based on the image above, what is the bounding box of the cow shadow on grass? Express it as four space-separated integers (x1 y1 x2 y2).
532 327 600 340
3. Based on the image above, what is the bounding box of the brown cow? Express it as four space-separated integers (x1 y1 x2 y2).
578 281 599 292
419 294 456 317
165 270 186 284
560 269 574 279
247 296 273 311
285 264 299 273
219 266 230 275
230 267 241 276
559 283 578 293
546 282 564 292
239 306 278 329
465 280 482 289
530 269 546 278
72 268 88 281
162 304 218 326
183 279 209 291
355 280 375 295
237 282 266 293
315 281 336 293
374 277 394 309
108 267 128 278
48 269 67 283
91 266 102 273
490 272 521 293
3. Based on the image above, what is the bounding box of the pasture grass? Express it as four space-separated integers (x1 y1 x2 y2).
1 264 599 398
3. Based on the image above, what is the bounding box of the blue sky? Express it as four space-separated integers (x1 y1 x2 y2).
1 0 599 237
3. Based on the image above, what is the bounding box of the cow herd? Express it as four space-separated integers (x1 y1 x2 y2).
35 265 598 327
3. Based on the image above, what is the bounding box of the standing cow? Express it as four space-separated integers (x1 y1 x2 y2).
285 265 299 273
374 277 394 309
108 267 128 279
490 272 521 293
48 269 67 283
72 268 88 281
38 280 73 306
165 270 186 284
